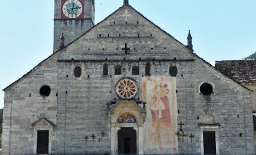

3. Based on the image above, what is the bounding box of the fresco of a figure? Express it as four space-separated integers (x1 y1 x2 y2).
117 113 137 123
142 77 177 153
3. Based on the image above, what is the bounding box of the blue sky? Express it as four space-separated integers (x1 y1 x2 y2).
0 0 255 108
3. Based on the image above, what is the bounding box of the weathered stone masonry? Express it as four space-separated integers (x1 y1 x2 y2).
2 1 255 154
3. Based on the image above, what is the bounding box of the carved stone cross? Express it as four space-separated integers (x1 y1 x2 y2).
91 134 96 141
122 43 130 54
175 131 187 141
84 136 88 142
189 134 194 143
101 131 106 137
180 131 187 141
175 131 181 140
122 9 132 21
178 121 184 131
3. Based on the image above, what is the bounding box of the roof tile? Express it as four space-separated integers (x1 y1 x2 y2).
215 60 256 83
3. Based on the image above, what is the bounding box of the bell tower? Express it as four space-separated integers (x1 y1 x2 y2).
53 0 95 52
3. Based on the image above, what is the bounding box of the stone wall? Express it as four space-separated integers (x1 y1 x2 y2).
242 84 256 112
2 4 255 155
192 58 254 154
3 55 59 154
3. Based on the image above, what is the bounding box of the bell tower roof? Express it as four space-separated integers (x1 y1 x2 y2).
187 30 193 50
124 0 129 5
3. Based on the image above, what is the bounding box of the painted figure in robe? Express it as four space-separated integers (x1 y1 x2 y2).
149 82 171 146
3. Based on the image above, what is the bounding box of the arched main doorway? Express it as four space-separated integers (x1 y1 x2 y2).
108 100 146 154
118 127 137 154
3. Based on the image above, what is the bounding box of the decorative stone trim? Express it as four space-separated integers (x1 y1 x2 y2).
109 100 146 154
32 118 55 154
199 124 220 155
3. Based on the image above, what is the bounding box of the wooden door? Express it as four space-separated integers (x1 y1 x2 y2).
203 131 216 155
118 127 137 154
37 130 49 154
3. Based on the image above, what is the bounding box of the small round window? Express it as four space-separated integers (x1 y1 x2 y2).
200 83 213 95
74 66 82 77
40 85 51 97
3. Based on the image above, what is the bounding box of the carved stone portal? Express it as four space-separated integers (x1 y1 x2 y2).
32 118 55 154
108 101 146 154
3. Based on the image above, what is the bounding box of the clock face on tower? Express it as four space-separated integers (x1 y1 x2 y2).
62 0 83 19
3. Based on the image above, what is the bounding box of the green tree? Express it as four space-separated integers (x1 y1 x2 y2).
244 51 256 59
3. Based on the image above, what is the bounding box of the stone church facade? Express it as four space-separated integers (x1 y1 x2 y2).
2 0 255 154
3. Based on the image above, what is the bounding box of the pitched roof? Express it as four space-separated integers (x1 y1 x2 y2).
4 3 250 93
215 60 256 83
3 3 191 91
63 3 192 52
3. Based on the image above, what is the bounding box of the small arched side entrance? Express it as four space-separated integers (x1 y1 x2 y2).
32 118 56 154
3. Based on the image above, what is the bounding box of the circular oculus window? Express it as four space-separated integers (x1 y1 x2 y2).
200 83 213 95
115 78 138 99
40 85 51 97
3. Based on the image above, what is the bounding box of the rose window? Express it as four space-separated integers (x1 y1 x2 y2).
115 78 138 99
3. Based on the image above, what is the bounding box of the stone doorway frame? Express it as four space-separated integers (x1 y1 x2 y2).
108 100 146 155
199 124 220 155
32 118 56 154
111 124 144 154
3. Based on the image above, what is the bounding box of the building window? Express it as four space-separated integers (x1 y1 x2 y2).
253 114 256 131
145 62 150 76
115 66 122 75
103 63 108 75
40 85 51 97
169 66 178 77
200 83 213 95
132 66 139 75
74 66 82 77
